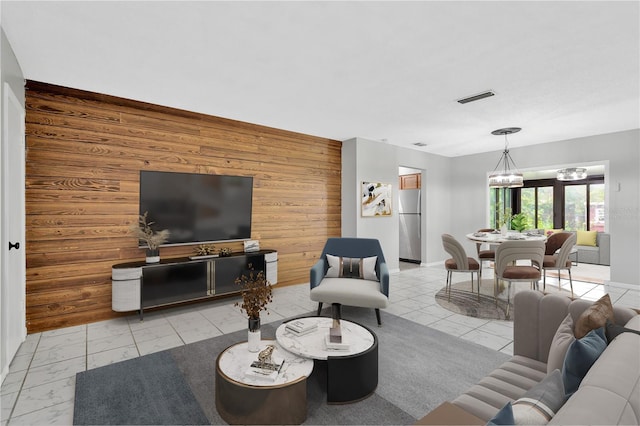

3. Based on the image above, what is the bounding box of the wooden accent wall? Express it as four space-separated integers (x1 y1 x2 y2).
24 81 341 333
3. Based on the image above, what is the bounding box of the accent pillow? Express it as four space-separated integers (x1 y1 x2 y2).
574 294 614 339
511 369 566 424
604 318 640 343
576 230 597 247
487 402 514 425
561 327 607 398
487 370 566 425
325 254 378 281
547 314 575 374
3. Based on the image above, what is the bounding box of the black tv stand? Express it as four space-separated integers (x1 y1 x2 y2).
111 250 277 319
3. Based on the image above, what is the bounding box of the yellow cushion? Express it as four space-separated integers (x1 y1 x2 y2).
577 230 597 247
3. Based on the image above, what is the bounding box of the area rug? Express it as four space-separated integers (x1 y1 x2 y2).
436 279 513 320
73 308 510 425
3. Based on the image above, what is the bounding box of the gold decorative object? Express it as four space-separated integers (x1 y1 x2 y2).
257 345 275 367
129 211 170 250
194 244 216 256
219 247 232 257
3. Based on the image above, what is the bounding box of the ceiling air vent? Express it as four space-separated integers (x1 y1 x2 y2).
413 142 427 147
456 91 495 104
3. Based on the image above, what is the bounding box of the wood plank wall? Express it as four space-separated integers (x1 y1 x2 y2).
24 81 341 333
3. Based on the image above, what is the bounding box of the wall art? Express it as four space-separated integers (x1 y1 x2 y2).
361 182 392 217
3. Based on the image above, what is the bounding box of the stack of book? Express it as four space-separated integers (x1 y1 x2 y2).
285 320 318 336
245 360 284 382
324 334 350 350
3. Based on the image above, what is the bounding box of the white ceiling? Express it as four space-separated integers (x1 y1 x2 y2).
2 1 639 157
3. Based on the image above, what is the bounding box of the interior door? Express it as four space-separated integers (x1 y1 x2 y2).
1 83 26 381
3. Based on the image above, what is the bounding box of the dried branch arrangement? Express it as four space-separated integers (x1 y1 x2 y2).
129 212 170 250
235 267 273 320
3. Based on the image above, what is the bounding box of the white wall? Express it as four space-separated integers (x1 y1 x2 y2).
342 137 452 271
450 129 640 286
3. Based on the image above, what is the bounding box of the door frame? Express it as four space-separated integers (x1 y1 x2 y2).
1 82 27 382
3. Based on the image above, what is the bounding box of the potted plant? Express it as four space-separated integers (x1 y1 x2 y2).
235 267 273 352
510 213 529 232
129 212 170 263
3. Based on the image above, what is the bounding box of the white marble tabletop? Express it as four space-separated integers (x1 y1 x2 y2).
275 317 375 360
466 231 547 244
217 339 314 387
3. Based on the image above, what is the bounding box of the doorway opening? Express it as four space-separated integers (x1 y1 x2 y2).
398 166 424 266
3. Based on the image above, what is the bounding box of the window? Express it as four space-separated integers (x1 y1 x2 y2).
492 175 605 231
490 187 512 229
590 184 605 232
564 185 587 231
520 186 553 230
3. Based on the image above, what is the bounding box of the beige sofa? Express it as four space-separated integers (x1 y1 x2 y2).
423 290 638 424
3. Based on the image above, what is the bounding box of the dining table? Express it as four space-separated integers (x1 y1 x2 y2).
465 231 547 244
466 230 548 308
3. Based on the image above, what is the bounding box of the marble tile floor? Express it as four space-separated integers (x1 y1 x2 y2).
2 264 638 425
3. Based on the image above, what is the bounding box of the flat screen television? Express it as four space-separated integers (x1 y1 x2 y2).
139 170 253 246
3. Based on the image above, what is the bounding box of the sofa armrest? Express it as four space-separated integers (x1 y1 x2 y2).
379 262 389 297
597 232 610 265
310 259 326 289
415 402 484 425
513 291 571 363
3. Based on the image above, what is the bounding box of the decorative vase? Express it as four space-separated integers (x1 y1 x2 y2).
247 317 261 352
145 248 160 263
500 224 508 236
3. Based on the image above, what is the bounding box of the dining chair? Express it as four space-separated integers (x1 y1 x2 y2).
441 234 480 301
494 239 545 318
542 232 577 297
474 228 496 280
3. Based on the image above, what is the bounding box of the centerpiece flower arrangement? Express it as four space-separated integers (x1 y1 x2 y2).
235 267 273 352
129 211 170 263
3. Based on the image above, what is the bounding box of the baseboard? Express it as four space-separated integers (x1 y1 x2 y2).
604 281 639 290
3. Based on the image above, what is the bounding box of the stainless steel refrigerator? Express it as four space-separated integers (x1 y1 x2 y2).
399 188 421 263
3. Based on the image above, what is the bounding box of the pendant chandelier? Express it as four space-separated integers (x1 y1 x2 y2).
488 127 524 188
557 167 587 181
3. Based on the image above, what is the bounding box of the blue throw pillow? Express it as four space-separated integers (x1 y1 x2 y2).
487 402 514 425
561 327 607 398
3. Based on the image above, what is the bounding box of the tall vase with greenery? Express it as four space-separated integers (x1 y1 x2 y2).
235 268 273 352
498 207 512 235
129 212 170 263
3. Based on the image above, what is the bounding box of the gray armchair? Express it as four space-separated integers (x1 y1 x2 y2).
310 237 389 325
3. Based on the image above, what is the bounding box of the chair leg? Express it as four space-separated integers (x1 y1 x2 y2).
331 303 342 320
554 268 560 292
316 302 323 316
505 282 512 319
475 272 480 301
447 271 452 301
543 269 546 292
375 308 382 327
568 269 574 298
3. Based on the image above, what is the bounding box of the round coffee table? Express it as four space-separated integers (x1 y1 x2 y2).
275 317 378 404
215 339 314 425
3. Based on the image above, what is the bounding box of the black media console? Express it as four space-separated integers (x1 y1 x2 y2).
112 250 277 319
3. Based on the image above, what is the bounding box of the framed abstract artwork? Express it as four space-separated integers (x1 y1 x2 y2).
361 182 392 217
